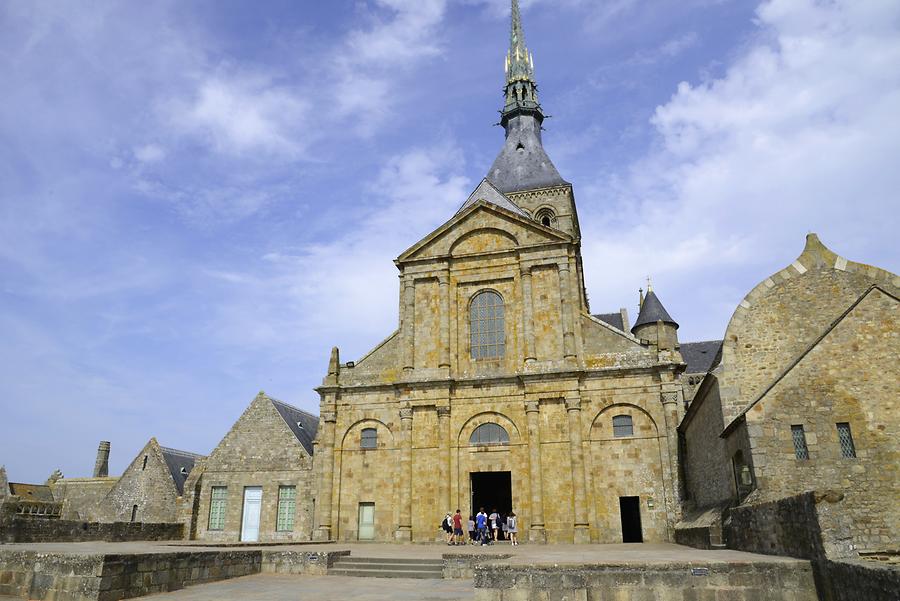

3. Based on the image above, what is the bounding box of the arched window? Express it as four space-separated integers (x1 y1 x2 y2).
470 291 505 359
360 427 377 449
469 423 509 446
535 208 556 228
612 415 633 437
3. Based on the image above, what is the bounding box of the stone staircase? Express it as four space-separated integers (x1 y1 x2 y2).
328 556 444 579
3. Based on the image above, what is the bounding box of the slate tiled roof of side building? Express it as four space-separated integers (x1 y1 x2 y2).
592 312 625 331
271 398 319 456
680 340 724 374
159 447 205 496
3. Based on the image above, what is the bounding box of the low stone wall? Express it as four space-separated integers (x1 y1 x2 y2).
0 548 353 600
0 551 105 601
674 505 726 550
261 549 350 575
821 559 900 601
0 517 183 543
724 491 855 560
473 561 818 601
442 553 511 579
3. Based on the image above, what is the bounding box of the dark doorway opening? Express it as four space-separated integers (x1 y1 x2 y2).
619 496 643 543
470 471 512 519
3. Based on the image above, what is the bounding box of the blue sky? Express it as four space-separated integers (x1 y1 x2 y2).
1 0 898 482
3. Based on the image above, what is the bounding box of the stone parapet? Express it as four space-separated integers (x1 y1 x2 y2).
473 561 817 601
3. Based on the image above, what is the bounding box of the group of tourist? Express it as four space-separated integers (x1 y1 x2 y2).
441 508 519 546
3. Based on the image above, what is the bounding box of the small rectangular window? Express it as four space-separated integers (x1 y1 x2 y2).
836 423 856 458
276 486 297 532
208 486 227 531
791 425 809 460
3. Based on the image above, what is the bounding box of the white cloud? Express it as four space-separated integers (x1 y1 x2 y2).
579 0 900 339
166 74 309 159
198 141 471 361
134 143 166 163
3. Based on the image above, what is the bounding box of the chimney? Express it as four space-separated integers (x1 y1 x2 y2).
93 441 111 478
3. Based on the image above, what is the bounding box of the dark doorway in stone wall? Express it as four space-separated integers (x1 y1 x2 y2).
470 471 512 519
619 496 643 543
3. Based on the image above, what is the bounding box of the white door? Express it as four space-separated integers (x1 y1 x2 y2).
358 503 375 540
241 487 263 542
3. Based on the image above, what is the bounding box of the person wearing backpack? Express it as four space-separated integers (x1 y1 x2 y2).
507 511 519 546
476 508 490 545
442 512 453 544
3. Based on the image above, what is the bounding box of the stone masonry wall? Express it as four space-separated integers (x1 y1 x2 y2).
680 375 735 508
51 478 118 521
194 394 315 543
473 561 818 601
744 287 899 552
95 439 180 524
0 516 183 543
724 491 855 561
716 234 899 428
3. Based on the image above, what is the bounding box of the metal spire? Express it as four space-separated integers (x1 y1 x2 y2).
501 0 541 126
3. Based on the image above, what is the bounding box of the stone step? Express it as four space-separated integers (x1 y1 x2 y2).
332 561 442 572
328 566 444 579
334 556 444 566
329 556 444 579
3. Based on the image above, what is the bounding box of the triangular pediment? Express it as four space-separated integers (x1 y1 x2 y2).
397 194 571 263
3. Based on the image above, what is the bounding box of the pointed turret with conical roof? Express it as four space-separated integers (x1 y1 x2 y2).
487 0 568 195
632 282 679 351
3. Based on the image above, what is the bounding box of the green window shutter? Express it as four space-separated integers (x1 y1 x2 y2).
276 486 297 532
208 486 227 531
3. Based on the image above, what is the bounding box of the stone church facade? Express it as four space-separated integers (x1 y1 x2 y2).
19 1 895 555
312 2 686 545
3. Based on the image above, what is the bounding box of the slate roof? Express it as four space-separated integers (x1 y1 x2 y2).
159 447 204 496
592 312 625 331
680 340 723 374
8 483 54 502
272 399 319 456
632 290 678 332
456 178 531 218
487 116 569 194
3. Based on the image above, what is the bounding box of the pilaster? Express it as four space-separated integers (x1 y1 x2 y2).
313 408 337 541
437 405 452 514
524 400 546 543
402 277 415 373
565 395 590 543
521 266 536 363
558 261 576 361
395 404 414 541
438 273 451 370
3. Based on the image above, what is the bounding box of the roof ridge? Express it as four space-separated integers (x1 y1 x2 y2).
269 397 318 419
681 339 724 345
159 446 205 459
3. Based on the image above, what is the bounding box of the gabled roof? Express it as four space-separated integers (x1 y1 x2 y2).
159 447 204 496
592 312 624 331
456 178 530 218
680 340 723 374
272 399 319 455
632 290 678 332
721 285 899 437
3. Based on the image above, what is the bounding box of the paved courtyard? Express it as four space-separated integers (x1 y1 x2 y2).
0 540 799 564
140 574 475 601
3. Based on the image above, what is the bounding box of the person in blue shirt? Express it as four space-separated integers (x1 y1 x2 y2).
476 508 490 545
